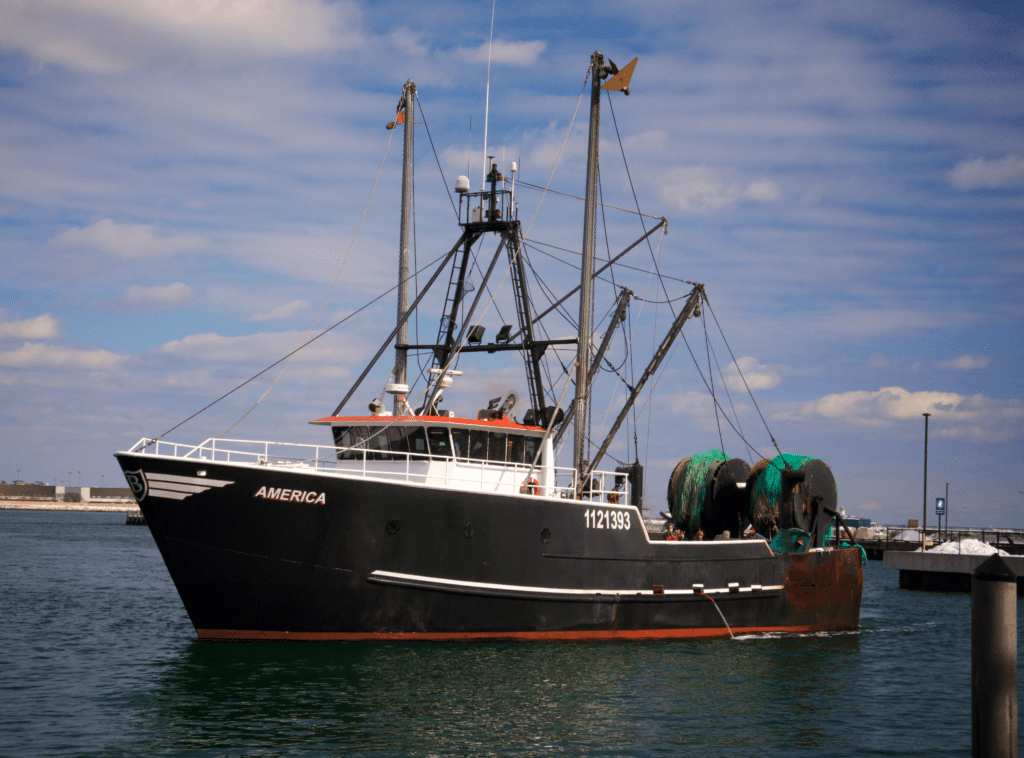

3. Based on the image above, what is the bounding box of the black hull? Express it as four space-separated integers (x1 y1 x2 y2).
117 454 862 641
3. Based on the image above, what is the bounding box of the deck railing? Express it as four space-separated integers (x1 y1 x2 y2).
126 437 631 504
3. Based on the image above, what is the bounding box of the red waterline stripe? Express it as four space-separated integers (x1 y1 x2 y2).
196 625 831 642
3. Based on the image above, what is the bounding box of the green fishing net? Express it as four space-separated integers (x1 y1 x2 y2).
674 449 726 532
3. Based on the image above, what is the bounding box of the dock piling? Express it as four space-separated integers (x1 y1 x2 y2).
972 554 1017 758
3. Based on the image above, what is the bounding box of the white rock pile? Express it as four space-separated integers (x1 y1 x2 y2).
923 538 1009 556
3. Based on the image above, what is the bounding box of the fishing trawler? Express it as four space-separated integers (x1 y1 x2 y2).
115 52 863 641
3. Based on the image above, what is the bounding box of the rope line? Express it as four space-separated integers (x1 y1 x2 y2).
700 592 734 639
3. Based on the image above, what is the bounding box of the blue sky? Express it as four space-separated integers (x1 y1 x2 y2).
0 0 1021 527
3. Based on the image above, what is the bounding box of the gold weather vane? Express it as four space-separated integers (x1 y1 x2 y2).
601 57 638 95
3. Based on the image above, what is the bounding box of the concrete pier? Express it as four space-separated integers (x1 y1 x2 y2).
884 551 1024 595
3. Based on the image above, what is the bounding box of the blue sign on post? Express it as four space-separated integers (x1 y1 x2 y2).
935 497 946 515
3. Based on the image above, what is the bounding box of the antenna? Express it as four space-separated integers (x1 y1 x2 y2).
467 115 472 181
482 0 496 190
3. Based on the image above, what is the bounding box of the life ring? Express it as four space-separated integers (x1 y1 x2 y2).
607 492 620 504
520 477 540 495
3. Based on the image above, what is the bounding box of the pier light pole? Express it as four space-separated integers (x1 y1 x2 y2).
922 413 930 553
945 482 950 541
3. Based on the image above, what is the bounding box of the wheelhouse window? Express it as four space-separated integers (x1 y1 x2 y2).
488 432 508 463
457 428 540 465
333 424 428 461
450 428 469 459
334 424 541 466
426 427 453 458
468 429 489 460
387 425 428 457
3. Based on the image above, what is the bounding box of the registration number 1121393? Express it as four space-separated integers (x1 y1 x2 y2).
584 509 630 530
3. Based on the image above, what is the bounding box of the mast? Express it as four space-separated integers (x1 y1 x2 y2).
573 51 607 476
394 80 416 415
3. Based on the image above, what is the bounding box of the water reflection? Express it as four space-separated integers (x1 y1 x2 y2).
139 632 863 756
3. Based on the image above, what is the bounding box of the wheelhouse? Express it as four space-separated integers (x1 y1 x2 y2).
308 414 623 500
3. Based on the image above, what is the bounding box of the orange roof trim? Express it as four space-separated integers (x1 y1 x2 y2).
309 414 544 431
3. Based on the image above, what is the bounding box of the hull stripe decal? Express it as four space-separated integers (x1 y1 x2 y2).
369 569 783 597
149 483 209 495
142 471 234 501
146 473 233 487
196 625 841 642
148 489 191 500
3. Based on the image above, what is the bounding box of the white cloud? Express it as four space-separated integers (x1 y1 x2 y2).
787 386 1024 441
248 300 308 322
107 283 196 311
724 356 781 392
661 167 781 214
0 312 60 340
938 354 990 370
154 330 360 366
666 390 716 416
48 219 204 259
948 155 1024 189
459 40 546 66
742 179 782 202
0 342 123 370
0 0 362 73
387 27 428 57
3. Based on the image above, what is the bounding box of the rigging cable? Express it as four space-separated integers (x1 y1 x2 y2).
515 180 661 219
626 299 639 463
597 166 618 292
415 92 459 220
675 325 768 462
606 93 676 315
445 56 590 409
643 231 664 487
703 296 784 458
152 248 450 445
216 124 397 439
521 242 620 293
703 307 725 453
440 58 590 414
410 133 433 392
704 328 755 462
524 238 699 286
517 245 570 403
522 62 592 239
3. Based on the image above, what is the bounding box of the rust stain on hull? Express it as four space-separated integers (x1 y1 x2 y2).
783 548 863 630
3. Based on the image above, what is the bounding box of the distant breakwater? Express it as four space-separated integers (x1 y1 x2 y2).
0 500 137 513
